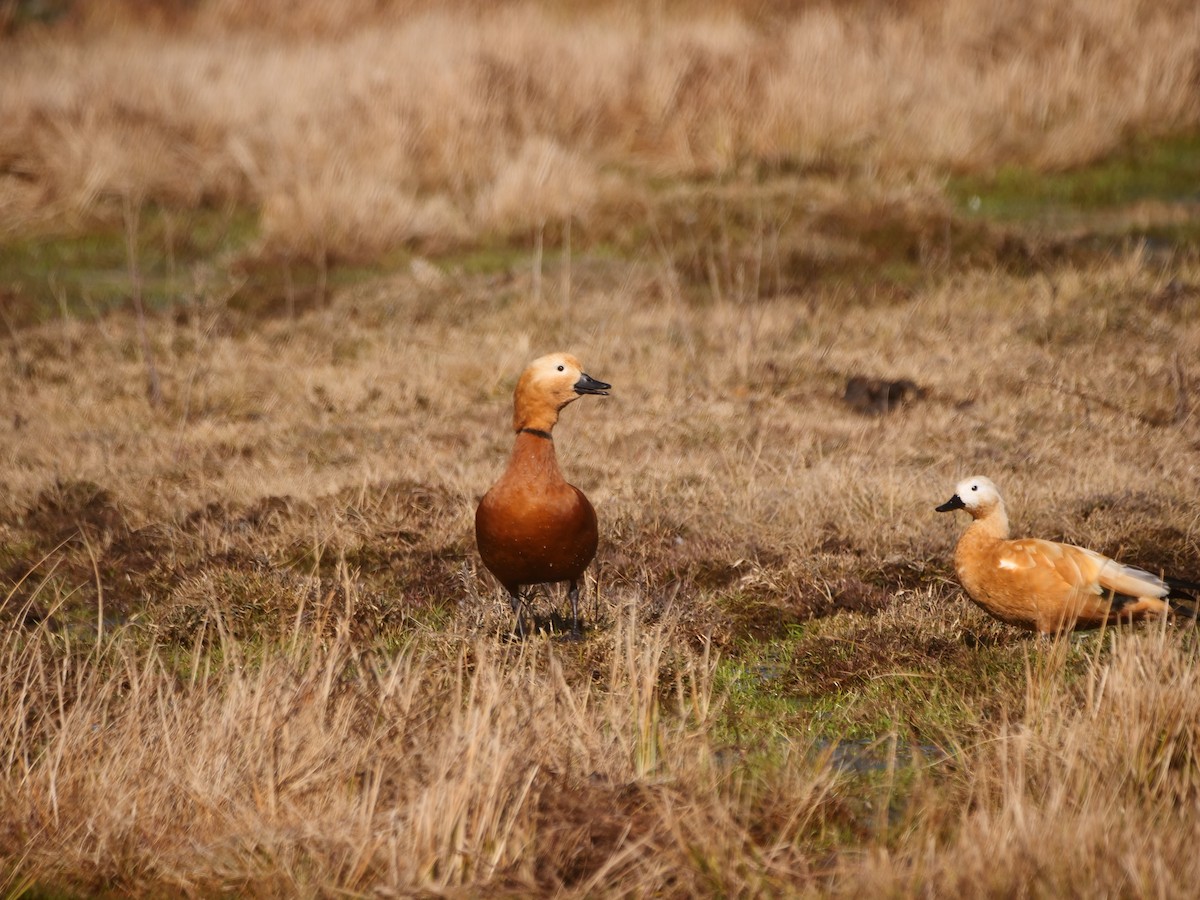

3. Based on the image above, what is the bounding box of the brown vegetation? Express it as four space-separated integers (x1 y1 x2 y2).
3 0 1200 894
3 236 1200 892
3 0 1198 257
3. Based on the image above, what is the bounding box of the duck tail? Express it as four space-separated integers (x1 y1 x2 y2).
1164 576 1200 619
1168 596 1199 620
1165 575 1200 595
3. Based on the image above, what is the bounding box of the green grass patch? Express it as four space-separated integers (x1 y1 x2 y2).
0 204 399 327
0 205 258 325
441 242 531 277
714 613 1088 748
949 132 1200 220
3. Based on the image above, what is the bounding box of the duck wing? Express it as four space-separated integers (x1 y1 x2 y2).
1001 538 1167 599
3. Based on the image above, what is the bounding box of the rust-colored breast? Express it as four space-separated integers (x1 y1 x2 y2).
475 435 599 591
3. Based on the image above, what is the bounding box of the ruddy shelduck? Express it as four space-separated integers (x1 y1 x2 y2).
475 352 610 637
936 476 1192 634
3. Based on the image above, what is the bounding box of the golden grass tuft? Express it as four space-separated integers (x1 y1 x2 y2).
2 0 1198 255
3 232 1200 891
843 626 1200 896
0 603 842 895
4 1 1200 893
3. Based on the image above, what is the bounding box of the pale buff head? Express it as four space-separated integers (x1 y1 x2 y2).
512 352 609 432
936 475 1004 519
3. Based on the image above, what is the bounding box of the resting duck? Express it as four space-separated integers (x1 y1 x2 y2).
475 353 610 637
936 476 1192 634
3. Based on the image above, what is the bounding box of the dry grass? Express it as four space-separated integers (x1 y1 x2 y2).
0 603 847 895
2 0 1198 256
3 233 1200 892
4 1 1200 894
834 623 1200 897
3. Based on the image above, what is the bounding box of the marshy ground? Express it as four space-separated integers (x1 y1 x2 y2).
3 1 1200 895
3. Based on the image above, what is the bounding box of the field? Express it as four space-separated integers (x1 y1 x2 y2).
3 0 1200 895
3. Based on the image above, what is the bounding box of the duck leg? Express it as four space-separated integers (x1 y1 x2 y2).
568 580 583 638
509 589 527 638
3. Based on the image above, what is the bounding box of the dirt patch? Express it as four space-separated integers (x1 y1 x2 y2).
598 523 823 645
1072 490 1166 521
602 519 926 646
1 480 138 624
862 546 953 594
22 479 126 545
812 578 892 616
180 501 230 531
158 561 403 645
721 596 807 644
1148 278 1200 318
602 515 790 595
718 576 893 647
1103 526 1199 584
781 606 1028 731
532 773 660 889
0 476 474 630
843 376 926 416
787 629 956 696
321 479 471 605
240 495 303 531
174 480 470 609
1068 491 1200 580
814 521 860 556
179 495 314 536
342 540 470 609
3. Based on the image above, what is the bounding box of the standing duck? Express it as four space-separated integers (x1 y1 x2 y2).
936 476 1193 634
475 353 610 637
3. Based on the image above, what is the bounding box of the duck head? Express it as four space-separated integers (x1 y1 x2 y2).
936 475 1004 519
512 352 610 433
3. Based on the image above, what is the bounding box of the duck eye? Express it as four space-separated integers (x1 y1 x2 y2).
557 365 565 372
971 485 978 491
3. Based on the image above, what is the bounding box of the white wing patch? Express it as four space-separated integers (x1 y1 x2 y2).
996 543 1042 570
1095 557 1168 599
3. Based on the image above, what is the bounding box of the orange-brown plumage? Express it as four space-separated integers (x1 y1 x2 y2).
475 353 609 636
937 476 1177 635
476 432 599 592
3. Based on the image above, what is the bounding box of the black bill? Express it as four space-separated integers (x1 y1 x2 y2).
935 494 966 512
574 373 610 395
